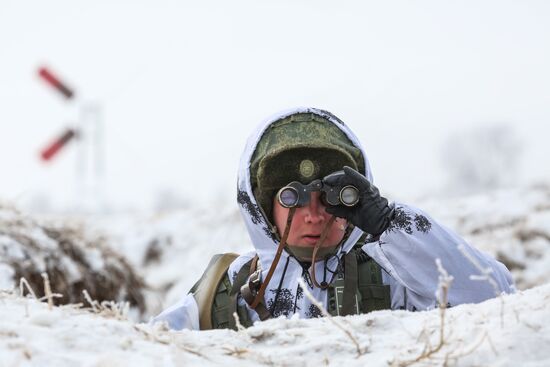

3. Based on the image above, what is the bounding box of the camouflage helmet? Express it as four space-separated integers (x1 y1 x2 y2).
250 112 365 222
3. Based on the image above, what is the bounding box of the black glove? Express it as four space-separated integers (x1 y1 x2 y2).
323 166 394 236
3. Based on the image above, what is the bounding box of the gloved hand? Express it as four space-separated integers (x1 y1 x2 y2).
323 166 394 236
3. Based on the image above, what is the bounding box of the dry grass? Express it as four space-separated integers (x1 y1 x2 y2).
394 258 498 367
458 243 506 328
0 206 147 314
394 259 453 367
82 289 130 320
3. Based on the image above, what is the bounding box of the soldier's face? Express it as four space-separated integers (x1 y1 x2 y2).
272 191 347 248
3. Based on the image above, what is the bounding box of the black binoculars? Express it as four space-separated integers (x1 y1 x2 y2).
276 170 359 208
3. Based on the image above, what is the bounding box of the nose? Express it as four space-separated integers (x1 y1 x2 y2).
304 192 325 224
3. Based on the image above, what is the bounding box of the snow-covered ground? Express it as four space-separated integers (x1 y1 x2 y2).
1 183 550 365
1 283 549 366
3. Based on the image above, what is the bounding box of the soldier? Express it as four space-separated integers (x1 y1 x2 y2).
152 107 514 330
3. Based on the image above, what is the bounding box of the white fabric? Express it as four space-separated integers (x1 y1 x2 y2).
151 293 199 330
364 203 515 311
153 107 515 330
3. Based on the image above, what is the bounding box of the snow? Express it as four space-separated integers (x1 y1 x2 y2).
0 264 15 290
2 184 550 365
1 284 549 366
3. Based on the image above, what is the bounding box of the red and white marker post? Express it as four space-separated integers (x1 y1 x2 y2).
40 128 78 161
37 66 105 211
38 67 75 100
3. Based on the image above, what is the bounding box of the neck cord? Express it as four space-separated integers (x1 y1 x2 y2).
309 215 336 289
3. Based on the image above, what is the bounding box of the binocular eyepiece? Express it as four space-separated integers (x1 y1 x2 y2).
277 170 359 208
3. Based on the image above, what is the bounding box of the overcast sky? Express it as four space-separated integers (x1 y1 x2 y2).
1 0 549 212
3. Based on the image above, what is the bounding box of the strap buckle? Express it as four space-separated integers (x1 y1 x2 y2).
249 270 262 292
241 269 262 305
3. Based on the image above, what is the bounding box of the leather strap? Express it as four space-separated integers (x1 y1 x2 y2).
250 207 296 309
193 253 239 330
240 269 271 320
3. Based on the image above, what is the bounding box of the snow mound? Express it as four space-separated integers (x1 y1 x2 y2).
0 284 549 366
0 203 146 314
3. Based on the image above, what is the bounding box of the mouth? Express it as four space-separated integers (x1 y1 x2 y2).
301 234 321 245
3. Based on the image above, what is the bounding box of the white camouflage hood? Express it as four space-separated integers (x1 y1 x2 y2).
234 107 373 317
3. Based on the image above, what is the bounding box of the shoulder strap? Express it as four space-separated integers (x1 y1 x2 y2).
191 253 239 330
227 256 257 330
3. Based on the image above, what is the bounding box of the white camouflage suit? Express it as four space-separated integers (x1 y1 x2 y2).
152 107 515 330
